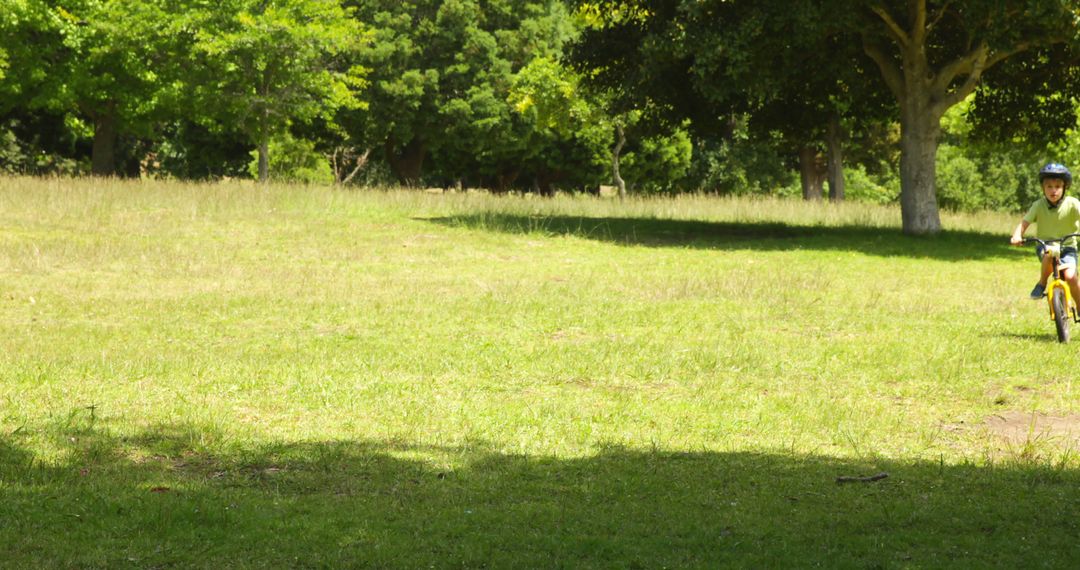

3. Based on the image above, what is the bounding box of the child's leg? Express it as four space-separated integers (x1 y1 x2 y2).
1040 253 1054 285
1030 246 1053 299
1064 267 1080 304
1062 249 1080 304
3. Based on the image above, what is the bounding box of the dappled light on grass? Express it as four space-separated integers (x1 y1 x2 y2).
0 177 1076 566
3 426 1080 567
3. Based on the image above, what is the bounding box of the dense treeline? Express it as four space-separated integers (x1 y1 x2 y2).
2 0 1079 220
1 0 689 194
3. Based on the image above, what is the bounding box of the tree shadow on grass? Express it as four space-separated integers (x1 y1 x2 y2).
426 214 1021 261
2 424 1079 568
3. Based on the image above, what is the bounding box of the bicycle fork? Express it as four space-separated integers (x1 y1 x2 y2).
1046 273 1080 323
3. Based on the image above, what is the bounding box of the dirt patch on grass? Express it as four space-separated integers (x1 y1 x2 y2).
984 411 1080 446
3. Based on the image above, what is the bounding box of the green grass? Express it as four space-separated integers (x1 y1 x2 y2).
2 176 1080 567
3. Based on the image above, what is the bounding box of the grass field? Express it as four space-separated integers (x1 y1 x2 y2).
2 176 1080 567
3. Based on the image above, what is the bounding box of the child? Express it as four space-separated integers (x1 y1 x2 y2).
1010 163 1080 300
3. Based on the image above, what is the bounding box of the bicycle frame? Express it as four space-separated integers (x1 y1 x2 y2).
1042 242 1079 322
1026 234 1080 326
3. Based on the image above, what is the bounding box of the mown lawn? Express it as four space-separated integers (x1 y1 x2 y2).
1 176 1079 568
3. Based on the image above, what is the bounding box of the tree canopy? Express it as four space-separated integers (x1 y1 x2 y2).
188 0 367 182
566 0 1080 232
3 0 1080 221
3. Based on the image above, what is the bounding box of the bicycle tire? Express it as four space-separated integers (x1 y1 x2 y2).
1053 288 1070 343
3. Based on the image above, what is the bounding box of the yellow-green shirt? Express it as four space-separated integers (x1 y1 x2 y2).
1024 196 1080 247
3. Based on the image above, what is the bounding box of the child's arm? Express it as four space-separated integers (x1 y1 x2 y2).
1010 220 1030 245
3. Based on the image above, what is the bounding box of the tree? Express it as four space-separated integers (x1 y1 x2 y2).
188 0 367 182
507 56 610 195
619 125 693 194
713 19 895 203
968 43 1080 155
567 0 712 197
568 0 839 198
857 0 1080 234
343 0 578 188
0 0 174 176
0 9 9 83
509 55 694 196
0 2 61 115
569 0 1080 233
338 0 437 185
0 2 84 174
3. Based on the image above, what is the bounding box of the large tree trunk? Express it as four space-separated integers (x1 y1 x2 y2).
898 104 942 234
612 123 626 200
861 1 1025 236
91 112 118 177
798 146 825 201
826 115 845 202
385 137 426 187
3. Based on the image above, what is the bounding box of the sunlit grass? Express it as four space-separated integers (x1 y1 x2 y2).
2 176 1079 567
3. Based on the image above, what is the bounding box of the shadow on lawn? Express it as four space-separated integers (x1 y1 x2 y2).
998 332 1062 343
2 425 1079 567
427 214 1021 261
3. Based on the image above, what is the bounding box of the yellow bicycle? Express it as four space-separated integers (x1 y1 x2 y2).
1025 234 1080 343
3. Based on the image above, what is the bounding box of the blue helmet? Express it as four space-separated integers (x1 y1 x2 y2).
1040 162 1072 187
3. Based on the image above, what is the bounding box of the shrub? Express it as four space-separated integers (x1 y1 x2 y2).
248 132 334 184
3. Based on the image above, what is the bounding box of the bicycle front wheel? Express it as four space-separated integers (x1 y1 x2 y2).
1053 287 1070 343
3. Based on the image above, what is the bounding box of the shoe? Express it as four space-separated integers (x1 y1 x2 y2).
1030 283 1046 299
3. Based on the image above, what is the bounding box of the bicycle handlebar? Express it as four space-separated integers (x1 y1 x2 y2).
1023 233 1080 247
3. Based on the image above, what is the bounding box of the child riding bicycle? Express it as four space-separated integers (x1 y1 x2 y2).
1010 163 1080 301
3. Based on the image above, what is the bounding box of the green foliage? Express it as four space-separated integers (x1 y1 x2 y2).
154 121 253 180
1046 110 1080 179
935 145 1034 212
842 164 899 205
0 129 82 175
347 0 581 187
0 112 89 175
934 97 1042 212
187 0 368 180
508 54 697 194
4 0 1080 200
620 127 693 193
684 129 794 195
507 56 609 191
509 56 594 139
775 163 900 204
971 43 1080 151
0 1 60 112
246 131 334 184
